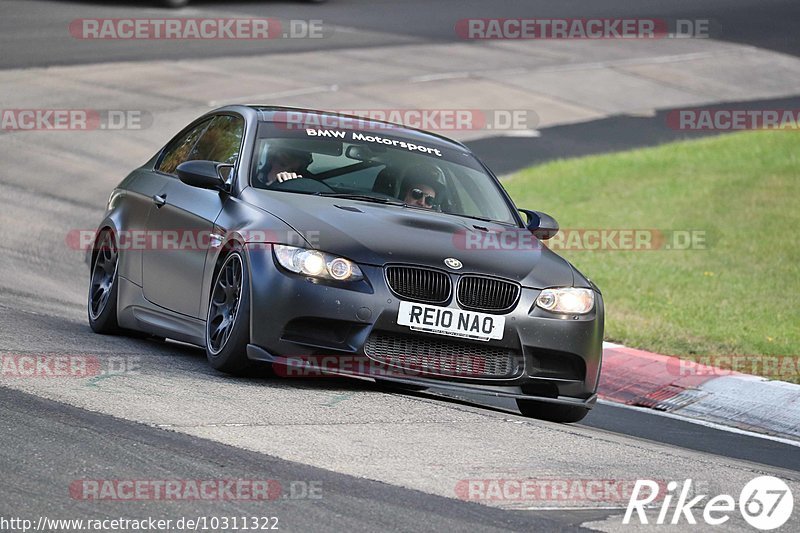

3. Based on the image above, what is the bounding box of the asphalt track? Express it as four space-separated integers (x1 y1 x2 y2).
2 0 799 68
0 387 574 532
1 1 799 531
0 134 798 529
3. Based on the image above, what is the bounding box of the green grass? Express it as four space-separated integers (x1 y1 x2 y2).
503 130 800 379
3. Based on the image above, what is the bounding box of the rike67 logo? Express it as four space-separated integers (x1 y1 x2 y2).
624 476 794 530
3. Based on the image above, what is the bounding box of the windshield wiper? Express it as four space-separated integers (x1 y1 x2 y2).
316 192 405 205
456 214 512 226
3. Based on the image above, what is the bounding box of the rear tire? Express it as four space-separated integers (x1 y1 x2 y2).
516 399 589 423
88 230 121 335
205 248 252 375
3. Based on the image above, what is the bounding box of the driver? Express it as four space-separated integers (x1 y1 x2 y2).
399 164 444 209
262 147 312 186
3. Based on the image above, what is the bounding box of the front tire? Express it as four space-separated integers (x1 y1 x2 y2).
205 249 252 375
88 230 121 334
516 399 589 423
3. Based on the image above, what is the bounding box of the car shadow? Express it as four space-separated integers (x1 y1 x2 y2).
68 316 517 413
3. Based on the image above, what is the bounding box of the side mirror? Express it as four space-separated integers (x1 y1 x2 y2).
176 160 233 191
519 209 559 240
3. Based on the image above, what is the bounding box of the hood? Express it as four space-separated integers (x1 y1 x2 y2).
241 189 575 289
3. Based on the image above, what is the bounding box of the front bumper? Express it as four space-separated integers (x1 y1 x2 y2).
245 244 604 407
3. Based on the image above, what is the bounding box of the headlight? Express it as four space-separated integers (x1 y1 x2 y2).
536 287 594 314
273 245 364 282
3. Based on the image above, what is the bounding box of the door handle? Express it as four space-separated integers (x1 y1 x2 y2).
152 194 167 207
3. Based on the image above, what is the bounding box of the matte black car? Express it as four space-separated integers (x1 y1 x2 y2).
88 105 604 423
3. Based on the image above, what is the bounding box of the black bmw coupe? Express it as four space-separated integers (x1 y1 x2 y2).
88 106 604 423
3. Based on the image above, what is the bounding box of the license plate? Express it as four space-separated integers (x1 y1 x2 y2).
396 301 505 341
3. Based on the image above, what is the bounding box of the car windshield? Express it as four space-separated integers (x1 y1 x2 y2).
250 122 518 225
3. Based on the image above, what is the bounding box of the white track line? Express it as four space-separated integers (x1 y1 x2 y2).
597 399 800 448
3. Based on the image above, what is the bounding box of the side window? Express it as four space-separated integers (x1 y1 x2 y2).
190 115 244 166
156 115 244 176
157 119 211 175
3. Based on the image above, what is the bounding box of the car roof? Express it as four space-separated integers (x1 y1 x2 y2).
245 105 470 151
